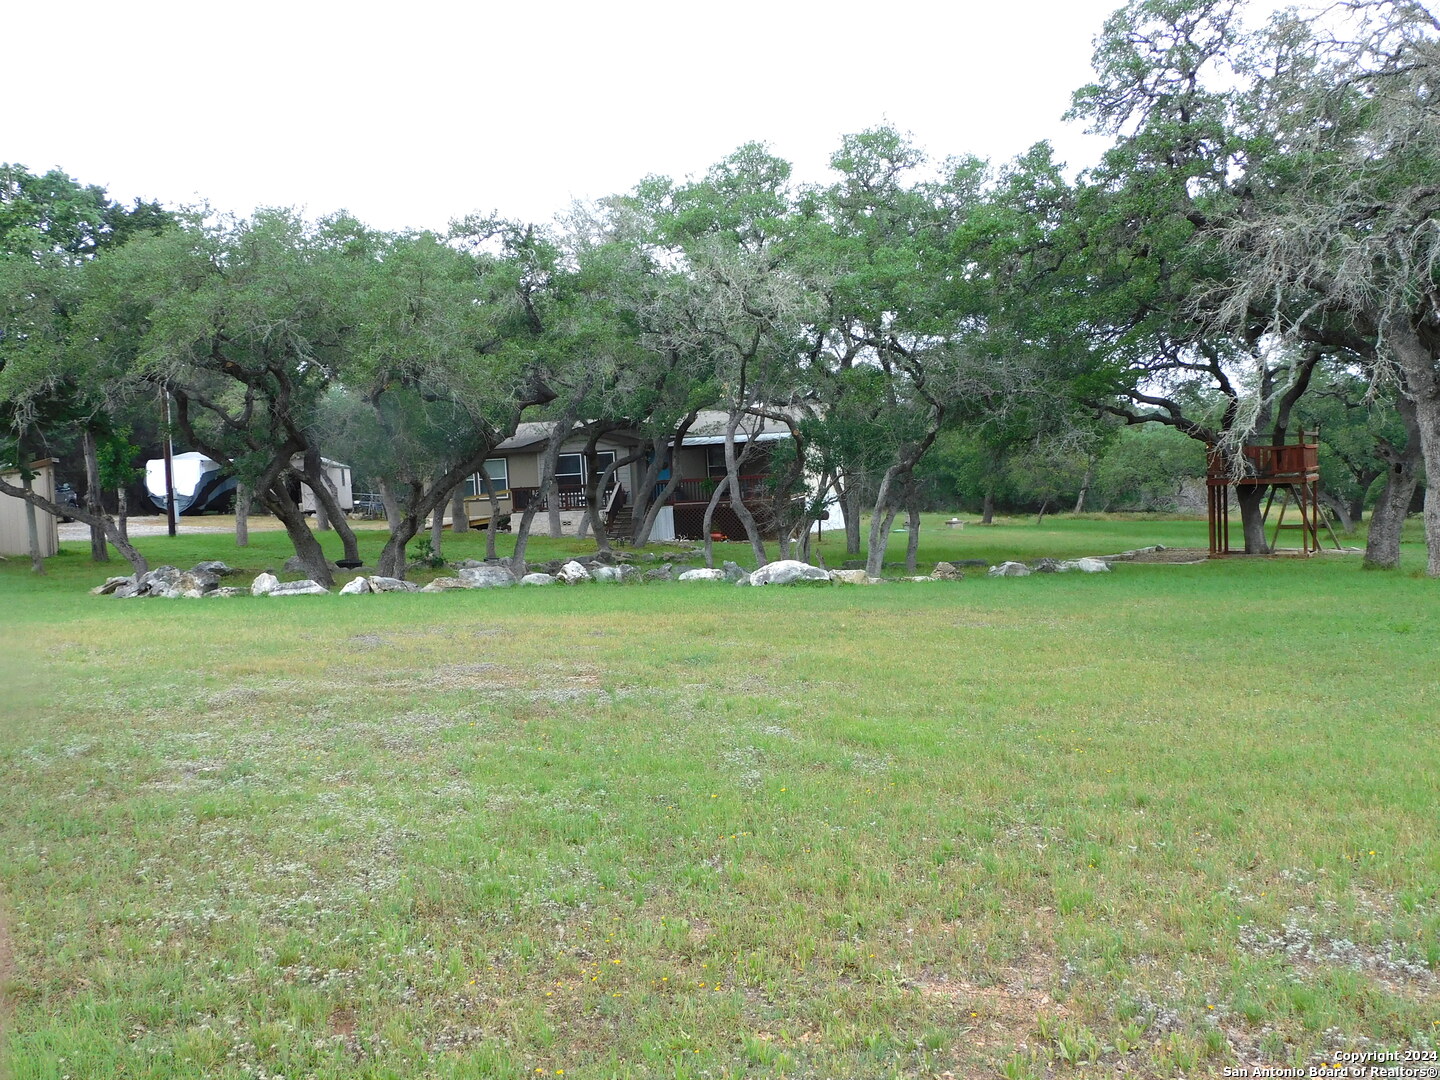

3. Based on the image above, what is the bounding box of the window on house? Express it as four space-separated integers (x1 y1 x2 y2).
470 458 508 497
706 444 729 477
593 450 617 488
555 453 584 490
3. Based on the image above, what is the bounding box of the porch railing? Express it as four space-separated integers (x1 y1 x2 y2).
510 481 616 512
668 475 770 504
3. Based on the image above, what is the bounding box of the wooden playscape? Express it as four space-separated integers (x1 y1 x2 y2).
1206 431 1341 556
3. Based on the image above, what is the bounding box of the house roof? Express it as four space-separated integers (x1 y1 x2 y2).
677 409 802 445
491 406 815 453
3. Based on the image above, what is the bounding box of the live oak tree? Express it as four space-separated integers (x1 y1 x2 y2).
615 145 816 568
1204 0 1440 572
0 164 168 574
808 130 1023 577
326 222 556 579
102 210 368 586
1059 0 1440 569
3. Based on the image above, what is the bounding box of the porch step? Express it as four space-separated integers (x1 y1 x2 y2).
605 510 633 540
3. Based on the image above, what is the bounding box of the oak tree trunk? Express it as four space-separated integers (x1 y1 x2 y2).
904 495 921 574
451 486 469 533
842 480 862 555
722 415 767 568
1364 393 1421 569
1386 321 1440 576
261 484 335 586
1236 485 1270 554
1318 489 1353 535
0 472 148 576
700 474 732 569
430 494 445 557
23 472 44 575
485 483 502 561
1073 458 1095 515
235 483 250 547
82 430 108 562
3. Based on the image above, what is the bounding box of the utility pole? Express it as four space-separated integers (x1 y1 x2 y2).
162 386 177 537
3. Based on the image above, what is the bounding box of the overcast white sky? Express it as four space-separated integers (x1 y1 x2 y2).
10 0 1135 232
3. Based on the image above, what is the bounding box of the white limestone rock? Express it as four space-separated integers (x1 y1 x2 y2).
420 577 468 592
557 560 592 585
748 560 830 586
268 579 329 596
458 565 517 588
678 568 727 582
987 561 1031 577
367 576 420 593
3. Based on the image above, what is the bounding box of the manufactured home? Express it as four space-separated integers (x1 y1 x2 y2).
468 410 845 542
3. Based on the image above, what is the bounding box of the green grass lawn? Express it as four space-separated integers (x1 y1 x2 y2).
1 514 1437 1078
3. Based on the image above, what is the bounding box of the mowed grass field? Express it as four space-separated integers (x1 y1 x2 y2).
1 515 1437 1079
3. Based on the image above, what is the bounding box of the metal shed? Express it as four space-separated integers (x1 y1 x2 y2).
0 459 59 557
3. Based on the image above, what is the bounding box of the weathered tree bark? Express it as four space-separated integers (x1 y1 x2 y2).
631 411 701 547
575 424 613 545
168 388 334 578
430 493 445 558
376 468 485 579
299 450 360 564
82 430 108 563
1318 489 1353 535
1364 394 1421 569
865 465 905 578
1236 485 1270 555
842 480 862 555
583 447 642 555
484 480 502 562
314 493 330 531
235 483 250 547
722 411 768 568
451 486 469 533
1073 457 1095 515
117 486 132 550
866 498 905 578
865 422 943 577
1385 320 1440 576
700 474 733 569
22 470 44 575
509 417 573 576
378 481 400 527
904 490 921 574
509 499 544 576
981 489 995 525
259 481 335 586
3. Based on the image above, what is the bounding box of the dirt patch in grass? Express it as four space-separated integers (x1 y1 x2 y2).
912 953 1066 1048
1122 547 1210 563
